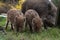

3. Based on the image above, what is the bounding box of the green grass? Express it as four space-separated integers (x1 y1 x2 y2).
0 17 60 40
0 17 6 26
0 28 60 40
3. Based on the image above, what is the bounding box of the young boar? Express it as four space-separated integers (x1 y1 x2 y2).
25 9 43 32
5 9 25 32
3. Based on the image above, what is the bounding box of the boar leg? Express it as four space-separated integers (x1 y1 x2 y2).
11 23 14 30
29 22 33 32
5 20 9 29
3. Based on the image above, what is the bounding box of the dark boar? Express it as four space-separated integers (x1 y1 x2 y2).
46 1 57 27
22 0 50 17
22 0 58 28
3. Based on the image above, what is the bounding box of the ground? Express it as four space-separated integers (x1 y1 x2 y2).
0 17 60 40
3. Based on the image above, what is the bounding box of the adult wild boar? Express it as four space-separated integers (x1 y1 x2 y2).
22 0 49 17
47 1 57 26
22 0 57 28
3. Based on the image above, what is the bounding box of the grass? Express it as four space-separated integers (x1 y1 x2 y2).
0 17 6 26
0 17 60 40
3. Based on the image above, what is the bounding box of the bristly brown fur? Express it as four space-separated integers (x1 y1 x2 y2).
25 9 43 32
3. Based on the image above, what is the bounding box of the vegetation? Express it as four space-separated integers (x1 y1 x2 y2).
15 0 25 10
0 27 60 40
0 0 25 10
0 17 6 26
0 17 60 40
